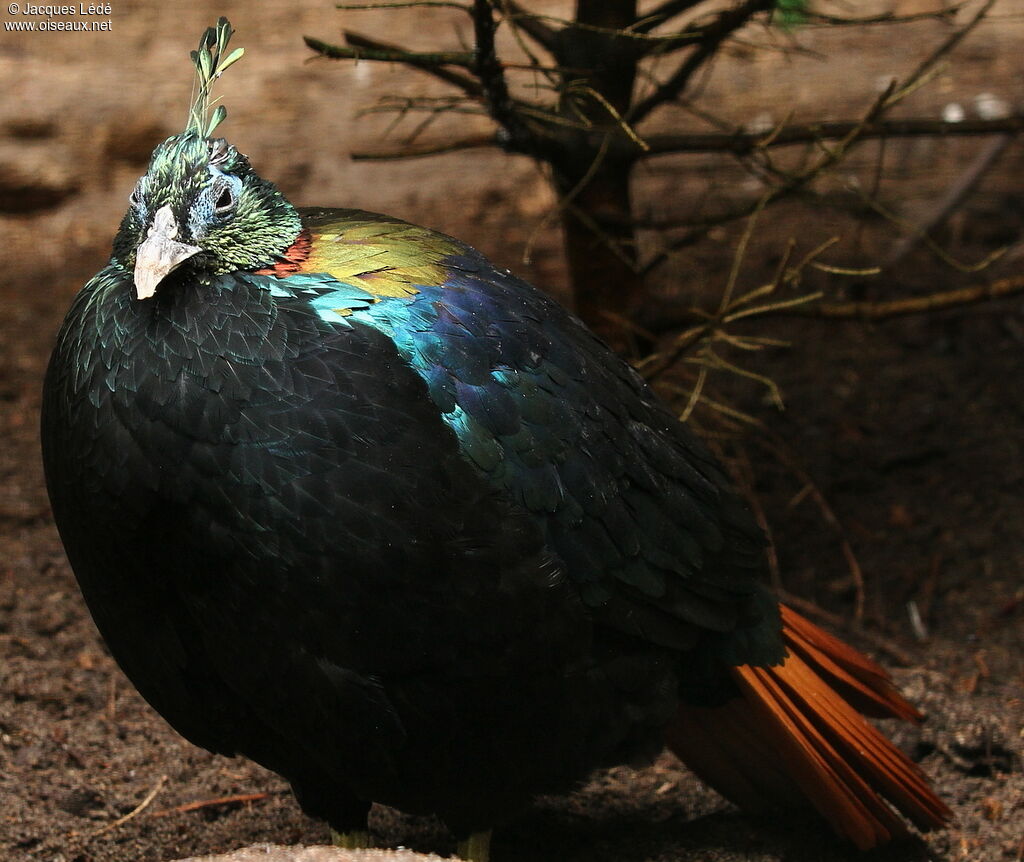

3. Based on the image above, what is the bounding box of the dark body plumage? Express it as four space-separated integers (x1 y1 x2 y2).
43 193 772 829
43 130 949 853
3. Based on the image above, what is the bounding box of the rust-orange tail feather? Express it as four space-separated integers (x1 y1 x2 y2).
665 605 952 849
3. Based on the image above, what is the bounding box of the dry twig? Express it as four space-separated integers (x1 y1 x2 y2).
152 791 272 818
648 273 1024 332
798 275 1024 320
759 436 867 623
883 134 1015 269
638 114 1024 158
80 775 168 839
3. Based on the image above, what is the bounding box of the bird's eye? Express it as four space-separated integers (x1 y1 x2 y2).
129 183 143 207
215 187 235 213
208 139 230 165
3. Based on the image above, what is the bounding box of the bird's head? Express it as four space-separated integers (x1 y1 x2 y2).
114 131 301 299
111 18 301 300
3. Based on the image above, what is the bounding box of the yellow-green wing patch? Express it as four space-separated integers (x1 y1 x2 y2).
298 208 464 299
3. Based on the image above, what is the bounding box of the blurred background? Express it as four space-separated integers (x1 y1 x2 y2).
1 2 1022 860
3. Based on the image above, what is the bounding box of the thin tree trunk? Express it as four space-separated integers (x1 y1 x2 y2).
558 164 638 347
554 0 643 350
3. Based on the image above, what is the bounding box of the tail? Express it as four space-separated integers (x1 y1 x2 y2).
665 605 952 849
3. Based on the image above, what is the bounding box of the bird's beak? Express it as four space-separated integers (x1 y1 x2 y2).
133 204 202 300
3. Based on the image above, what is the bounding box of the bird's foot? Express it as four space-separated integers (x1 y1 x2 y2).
331 828 373 849
456 830 491 862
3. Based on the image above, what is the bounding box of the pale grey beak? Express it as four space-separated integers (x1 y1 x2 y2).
133 204 202 300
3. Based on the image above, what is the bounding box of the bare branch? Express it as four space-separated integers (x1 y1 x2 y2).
801 3 966 27
472 0 538 153
639 114 1024 157
628 0 774 125
306 33 473 66
502 0 560 54
351 133 497 160
850 180 1008 273
642 78 903 276
646 274 1024 333
798 275 1024 321
632 0 704 34
524 134 614 265
336 1 472 10
313 0 1008 353
883 133 1014 268
473 1 510 108
356 97 484 117
637 220 830 379
80 776 168 839
502 8 703 44
757 435 868 621
564 81 649 150
721 443 781 591
639 0 1001 278
153 791 274 818
895 0 997 106
304 33 484 97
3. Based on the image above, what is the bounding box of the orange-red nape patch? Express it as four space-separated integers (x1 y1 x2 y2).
253 229 313 277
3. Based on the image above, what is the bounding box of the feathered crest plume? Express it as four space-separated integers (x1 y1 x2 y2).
186 17 244 138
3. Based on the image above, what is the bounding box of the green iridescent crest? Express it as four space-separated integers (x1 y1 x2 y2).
187 17 244 138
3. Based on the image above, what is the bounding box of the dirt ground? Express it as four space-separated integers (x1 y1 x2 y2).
1 2 1023 861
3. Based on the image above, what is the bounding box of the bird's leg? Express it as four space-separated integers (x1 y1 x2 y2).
331 829 373 849
456 830 492 862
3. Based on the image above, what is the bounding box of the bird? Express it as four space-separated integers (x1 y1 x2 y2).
41 19 951 861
